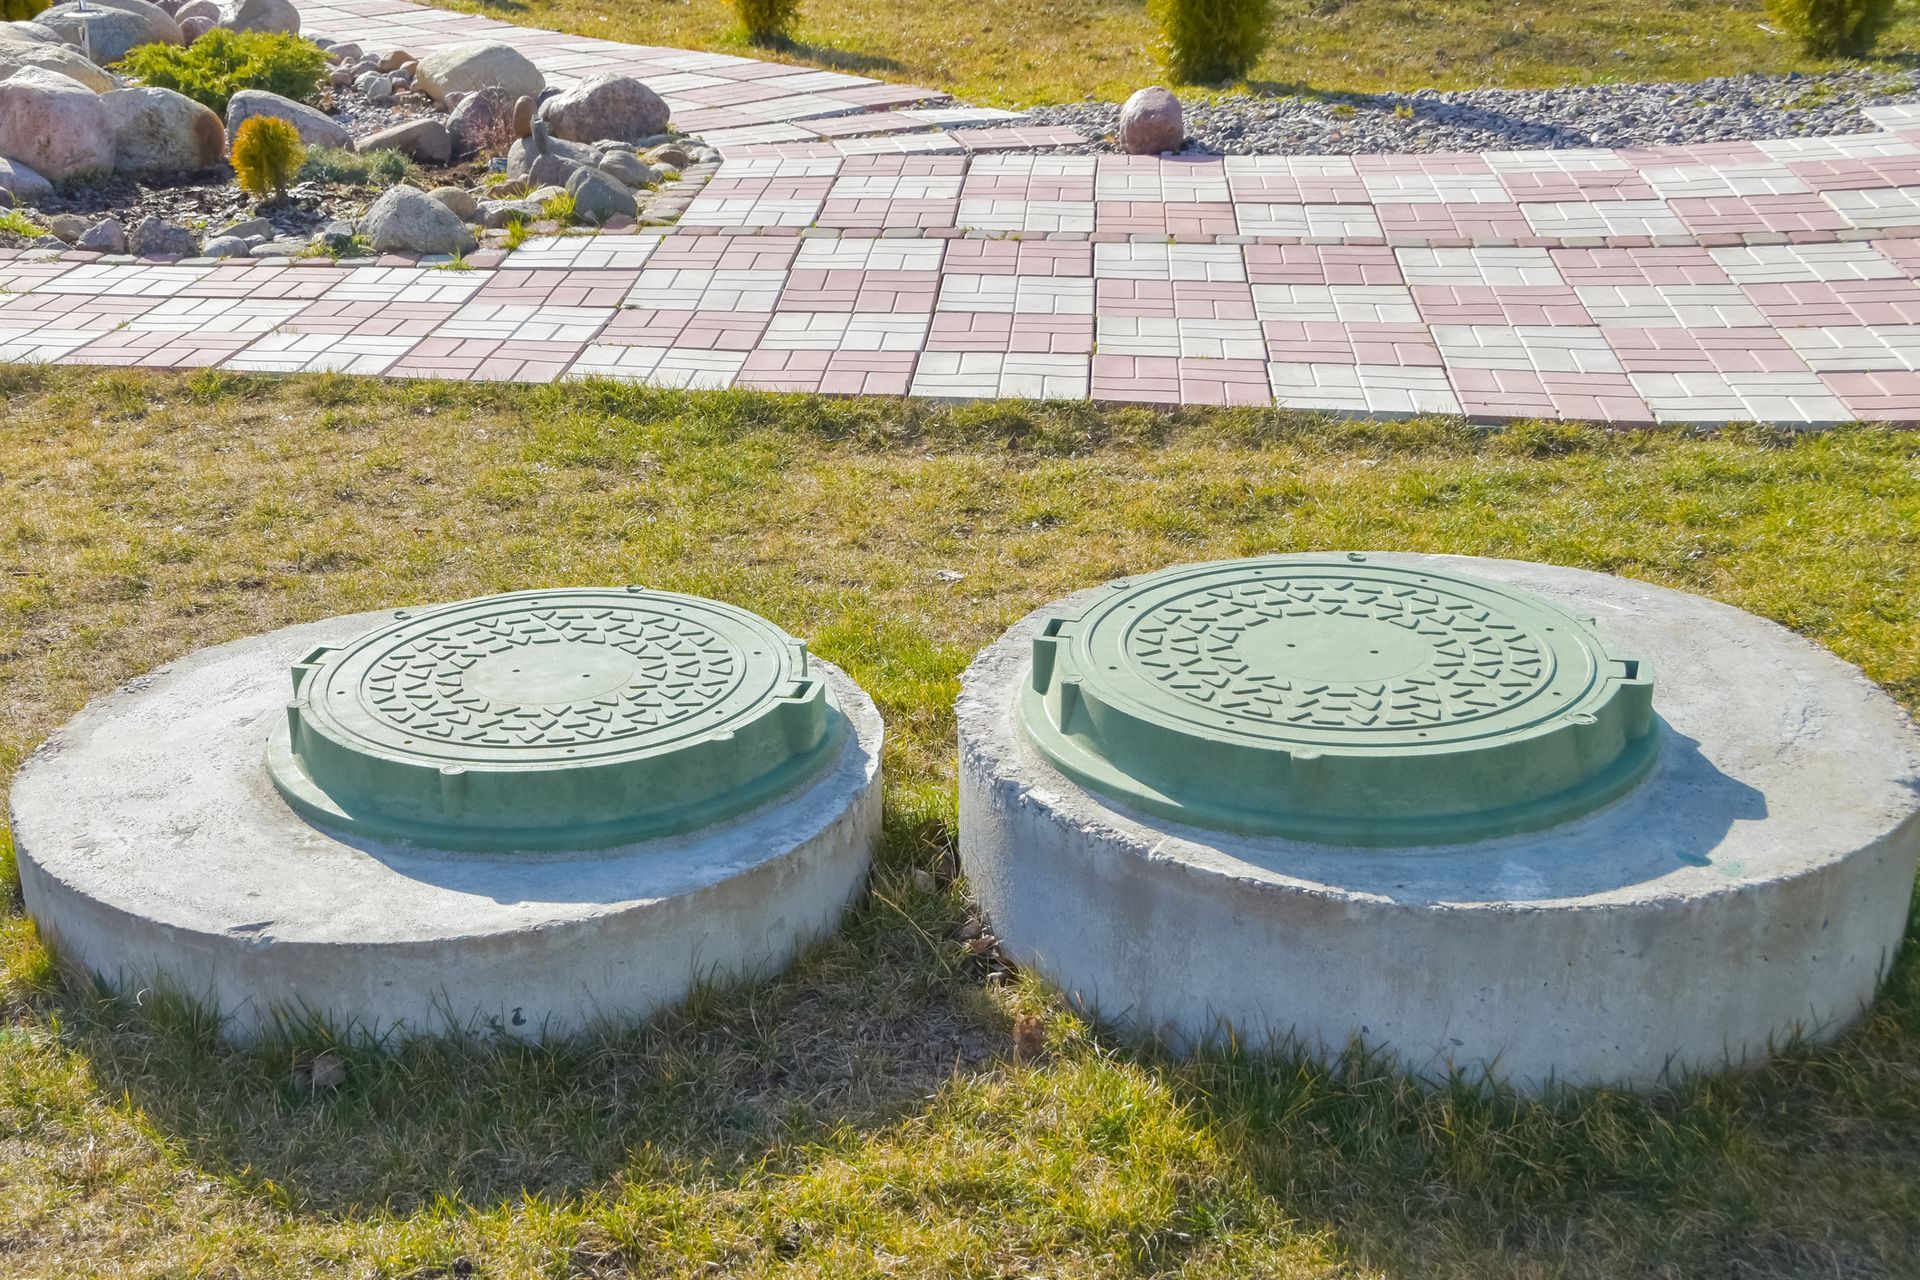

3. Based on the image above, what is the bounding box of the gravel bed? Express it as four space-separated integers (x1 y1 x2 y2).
1024 69 1920 155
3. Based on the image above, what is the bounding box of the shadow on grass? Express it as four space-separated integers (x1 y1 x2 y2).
745 35 906 76
45 799 1012 1217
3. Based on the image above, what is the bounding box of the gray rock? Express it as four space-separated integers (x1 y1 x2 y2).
212 216 271 239
35 0 182 64
48 214 87 243
0 21 65 47
565 164 637 222
596 149 654 187
538 74 668 144
412 40 544 106
477 197 540 229
219 0 298 34
643 143 691 168
0 189 12 210
128 215 198 258
447 85 515 156
0 41 117 93
1118 86 1183 155
0 68 114 182
327 41 362 63
427 186 478 220
180 14 214 41
76 217 128 253
226 90 351 150
328 68 354 89
359 184 477 254
201 234 249 258
102 86 226 173
357 118 449 164
377 48 413 73
356 72 394 102
0 157 54 204
175 0 219 20
506 121 595 179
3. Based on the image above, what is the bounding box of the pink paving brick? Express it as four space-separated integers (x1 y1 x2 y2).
0 293 160 328
1354 152 1494 174
1619 141 1770 166
835 83 950 109
925 311 1093 353
1096 278 1258 320
1093 201 1238 236
596 308 771 350
63 330 256 368
838 153 968 176
1447 367 1653 423
736 347 919 395
1549 247 1731 286
475 269 642 307
1785 157 1920 191
1378 203 1531 243
1870 237 1920 275
1743 278 1920 325
814 198 959 229
1603 326 1810 374
388 336 579 383
950 126 1086 151
1412 285 1592 325
1243 245 1403 286
1226 175 1370 203
1261 320 1441 366
803 113 936 140
180 265 344 299
1669 194 1849 236
1091 355 1271 405
1820 369 1920 420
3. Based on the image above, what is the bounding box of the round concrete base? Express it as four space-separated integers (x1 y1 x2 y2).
957 555 1920 1090
12 612 884 1042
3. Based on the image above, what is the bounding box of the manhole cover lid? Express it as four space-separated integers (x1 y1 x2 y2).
1018 554 1657 845
268 588 843 851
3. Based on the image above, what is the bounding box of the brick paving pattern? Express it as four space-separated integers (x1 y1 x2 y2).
6 0 1920 422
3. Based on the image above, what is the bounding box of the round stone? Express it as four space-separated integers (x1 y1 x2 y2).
959 554 1920 1088
11 605 885 1041
1019 554 1655 845
268 588 843 850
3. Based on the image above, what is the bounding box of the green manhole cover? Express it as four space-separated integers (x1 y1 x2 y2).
267 588 844 851
1019 555 1658 846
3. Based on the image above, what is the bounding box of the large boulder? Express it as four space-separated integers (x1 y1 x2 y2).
102 86 224 172
359 185 477 255
0 66 114 181
446 84 513 155
0 156 54 204
128 215 197 257
0 42 117 93
225 89 350 149
411 40 542 106
35 0 183 64
356 118 449 165
565 164 636 222
1117 85 1183 156
218 0 299 34
537 74 668 144
0 22 65 48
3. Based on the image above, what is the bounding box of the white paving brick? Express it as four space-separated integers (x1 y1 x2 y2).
1430 325 1621 373
1781 325 1920 371
224 332 417 374
567 344 746 388
1575 284 1767 327
760 311 930 350
1092 243 1247 282
1395 247 1562 287
1707 242 1903 283
1236 203 1383 238
1521 200 1688 238
1251 283 1419 323
936 274 1093 315
1627 370 1852 424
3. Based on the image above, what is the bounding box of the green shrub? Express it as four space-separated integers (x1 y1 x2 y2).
298 147 417 187
1151 0 1272 83
733 0 800 46
1 0 51 20
231 116 305 201
1767 0 1897 55
114 29 329 114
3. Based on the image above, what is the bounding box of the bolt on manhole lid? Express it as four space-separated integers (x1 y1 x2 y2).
267 588 845 851
1018 554 1658 846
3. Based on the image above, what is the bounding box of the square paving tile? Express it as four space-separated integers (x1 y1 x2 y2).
1823 186 1920 230
1266 362 1462 416
909 350 1089 400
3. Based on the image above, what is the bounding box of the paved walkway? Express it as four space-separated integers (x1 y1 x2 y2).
5 0 1920 422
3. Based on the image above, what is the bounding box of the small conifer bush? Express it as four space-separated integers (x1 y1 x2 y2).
1151 0 1272 84
115 29 329 114
1767 0 1897 55
733 0 800 46
232 116 306 203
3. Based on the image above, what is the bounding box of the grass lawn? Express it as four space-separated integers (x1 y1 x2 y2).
428 0 1920 106
1 365 1919 1278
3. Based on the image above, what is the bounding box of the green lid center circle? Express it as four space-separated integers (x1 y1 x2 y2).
267 589 845 851
1020 555 1659 846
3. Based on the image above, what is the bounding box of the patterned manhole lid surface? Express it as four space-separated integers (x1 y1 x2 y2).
268 588 844 851
1019 555 1657 845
